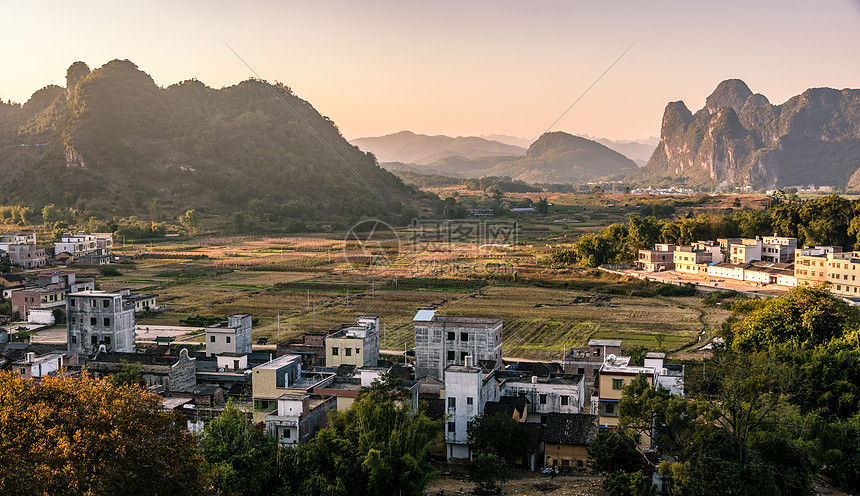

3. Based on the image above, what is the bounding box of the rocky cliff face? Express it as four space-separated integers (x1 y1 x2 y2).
642 80 860 189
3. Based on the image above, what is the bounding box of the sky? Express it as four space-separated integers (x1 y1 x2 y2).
2 0 859 142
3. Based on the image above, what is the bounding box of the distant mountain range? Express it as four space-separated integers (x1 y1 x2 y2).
350 131 527 165
352 131 650 184
363 131 637 184
640 79 860 189
0 60 423 222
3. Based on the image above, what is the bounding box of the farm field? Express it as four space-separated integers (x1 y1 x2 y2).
80 233 727 361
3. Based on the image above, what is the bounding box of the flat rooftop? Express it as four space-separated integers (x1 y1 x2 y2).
254 354 301 370
588 339 621 347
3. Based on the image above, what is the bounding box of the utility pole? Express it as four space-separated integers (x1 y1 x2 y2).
277 308 280 343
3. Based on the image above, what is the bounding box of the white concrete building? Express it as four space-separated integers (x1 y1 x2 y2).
12 352 65 378
444 362 499 460
761 236 798 263
205 314 253 357
499 374 586 422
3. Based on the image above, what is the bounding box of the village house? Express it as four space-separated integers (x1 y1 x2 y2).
277 331 328 369
0 273 26 298
87 348 197 392
325 315 380 368
826 250 860 297
636 244 675 272
414 310 503 381
67 290 136 355
264 390 337 445
251 354 303 411
794 246 838 288
11 351 66 379
4 244 46 270
563 339 622 392
443 360 499 460
543 413 599 473
205 314 253 357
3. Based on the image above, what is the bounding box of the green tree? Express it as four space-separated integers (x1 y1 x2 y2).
730 285 858 351
799 195 852 247
627 215 661 250
179 209 203 235
469 454 510 494
587 430 643 475
467 412 531 464
574 233 616 268
197 401 279 496
110 359 143 388
293 389 442 496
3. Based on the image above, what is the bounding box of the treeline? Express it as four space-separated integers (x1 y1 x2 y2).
571 194 860 267
590 286 860 495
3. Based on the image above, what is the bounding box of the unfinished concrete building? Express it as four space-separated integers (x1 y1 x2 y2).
67 291 135 355
413 310 502 380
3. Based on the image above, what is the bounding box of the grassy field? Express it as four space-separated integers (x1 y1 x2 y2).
86 233 728 361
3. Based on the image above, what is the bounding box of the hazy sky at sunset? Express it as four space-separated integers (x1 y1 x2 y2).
2 0 859 141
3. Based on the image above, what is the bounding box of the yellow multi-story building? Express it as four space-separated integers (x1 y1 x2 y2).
826 251 860 297
794 247 837 288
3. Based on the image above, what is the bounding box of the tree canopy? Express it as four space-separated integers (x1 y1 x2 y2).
0 371 207 495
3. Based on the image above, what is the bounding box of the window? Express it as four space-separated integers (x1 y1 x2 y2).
91 335 98 345
283 429 291 439
612 378 624 390
103 299 109 308
70 299 75 307
593 369 599 377
447 332 455 340
561 395 569 406
461 351 468 362
332 347 339 356
460 332 468 342
104 336 111 345
90 317 97 325
355 347 360 354
71 335 77 344
577 460 585 468
448 397 456 409
540 394 547 404
226 336 231 344
103 317 110 326
467 397 473 405
593 348 601 357
577 367 584 375
345 348 351 356
210 336 215 343
447 350 455 361
605 402 616 415
448 422 455 433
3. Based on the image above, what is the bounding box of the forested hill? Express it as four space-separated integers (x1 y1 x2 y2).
0 60 425 224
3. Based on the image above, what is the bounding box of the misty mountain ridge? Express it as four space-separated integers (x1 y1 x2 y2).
641 79 860 189
378 131 637 184
350 131 527 165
